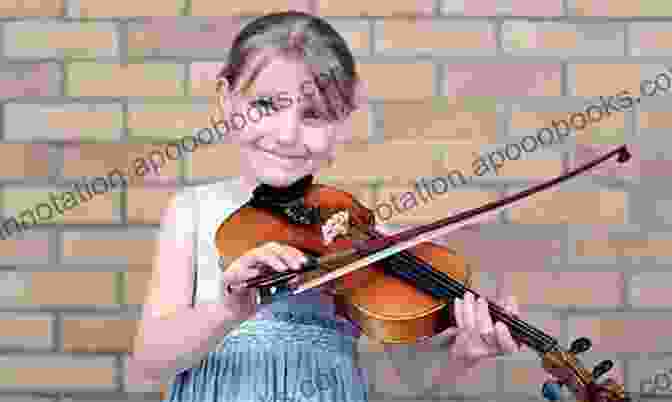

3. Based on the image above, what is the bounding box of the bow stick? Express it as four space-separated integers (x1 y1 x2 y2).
292 145 631 295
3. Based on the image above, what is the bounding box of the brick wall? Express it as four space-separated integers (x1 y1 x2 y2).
1 1 672 401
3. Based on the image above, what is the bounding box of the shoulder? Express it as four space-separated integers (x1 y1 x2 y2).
171 177 247 209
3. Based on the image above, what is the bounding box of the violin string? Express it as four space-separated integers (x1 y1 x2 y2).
362 227 557 350
379 249 553 351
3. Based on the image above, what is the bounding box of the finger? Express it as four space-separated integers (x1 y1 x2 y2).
266 242 305 271
284 245 310 270
462 292 476 332
454 297 464 328
243 252 292 273
476 296 494 335
494 321 518 354
220 259 261 283
231 265 262 282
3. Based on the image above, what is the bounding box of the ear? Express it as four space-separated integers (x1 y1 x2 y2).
211 74 239 128
215 74 235 98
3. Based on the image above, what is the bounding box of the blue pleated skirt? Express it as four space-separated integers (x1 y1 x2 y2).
163 289 369 402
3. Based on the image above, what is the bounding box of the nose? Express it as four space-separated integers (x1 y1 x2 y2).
271 106 302 145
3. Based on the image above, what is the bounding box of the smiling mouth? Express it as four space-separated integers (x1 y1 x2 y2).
261 149 307 160
260 149 308 166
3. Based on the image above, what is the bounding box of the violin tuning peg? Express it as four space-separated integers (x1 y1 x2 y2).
569 337 592 355
542 381 564 401
592 360 614 380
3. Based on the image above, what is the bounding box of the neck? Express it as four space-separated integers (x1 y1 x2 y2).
239 174 260 195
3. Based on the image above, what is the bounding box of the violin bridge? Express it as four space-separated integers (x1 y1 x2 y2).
321 209 350 246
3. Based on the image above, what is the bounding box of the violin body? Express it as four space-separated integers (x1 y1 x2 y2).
215 182 474 343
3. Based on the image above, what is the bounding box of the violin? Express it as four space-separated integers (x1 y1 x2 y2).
215 145 633 402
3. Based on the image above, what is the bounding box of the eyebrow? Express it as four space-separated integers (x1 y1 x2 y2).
249 91 276 98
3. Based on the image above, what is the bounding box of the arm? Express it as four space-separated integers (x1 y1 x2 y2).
127 191 244 384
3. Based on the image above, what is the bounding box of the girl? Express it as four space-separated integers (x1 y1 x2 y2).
129 10 521 402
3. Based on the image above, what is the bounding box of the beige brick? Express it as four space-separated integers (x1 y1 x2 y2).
191 0 311 16
30 272 118 305
502 272 623 307
571 64 642 96
125 270 154 306
9 366 115 388
63 237 156 267
62 318 137 352
640 111 672 129
511 110 580 130
127 188 176 224
0 144 51 178
358 63 434 100
329 20 370 53
128 104 210 139
0 316 51 347
63 192 118 224
377 20 496 53
318 0 433 16
344 103 372 143
510 109 626 145
2 188 120 225
569 316 672 353
0 235 50 262
45 109 122 132
382 100 497 144
5 22 117 58
188 142 243 179
67 63 183 97
572 0 672 17
62 143 180 186
576 239 672 257
508 188 626 224
497 158 564 180
322 141 456 184
76 0 185 17
0 0 62 17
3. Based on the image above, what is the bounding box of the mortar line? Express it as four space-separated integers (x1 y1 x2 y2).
119 20 128 67
368 17 375 57
623 21 629 57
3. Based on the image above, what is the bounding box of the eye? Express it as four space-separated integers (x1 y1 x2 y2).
304 108 324 119
250 97 275 109
303 108 332 125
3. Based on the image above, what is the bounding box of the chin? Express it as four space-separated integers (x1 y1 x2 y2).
255 169 312 188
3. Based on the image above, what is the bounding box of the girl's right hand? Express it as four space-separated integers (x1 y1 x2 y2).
219 241 308 321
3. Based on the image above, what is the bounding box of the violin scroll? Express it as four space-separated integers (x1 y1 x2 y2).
541 337 630 402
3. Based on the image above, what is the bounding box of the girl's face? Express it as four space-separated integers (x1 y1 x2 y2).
216 53 355 190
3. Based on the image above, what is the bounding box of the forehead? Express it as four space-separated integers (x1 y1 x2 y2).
249 55 313 92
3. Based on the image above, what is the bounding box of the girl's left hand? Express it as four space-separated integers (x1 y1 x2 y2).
435 292 522 365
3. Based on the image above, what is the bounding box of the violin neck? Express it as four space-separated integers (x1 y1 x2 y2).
482 296 558 353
